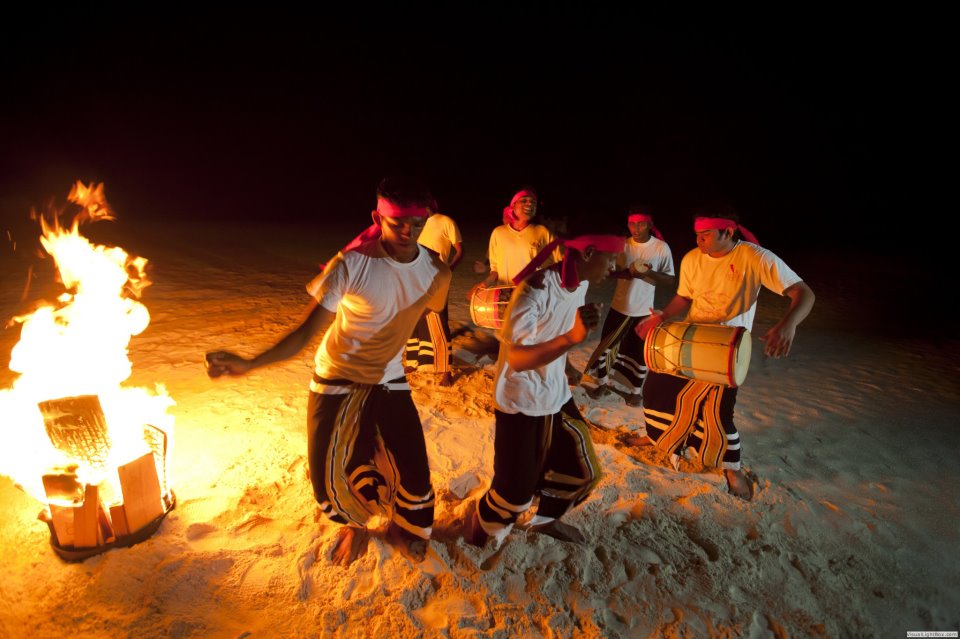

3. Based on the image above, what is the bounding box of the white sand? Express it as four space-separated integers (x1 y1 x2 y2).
0 220 957 638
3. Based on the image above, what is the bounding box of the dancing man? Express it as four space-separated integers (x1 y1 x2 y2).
206 177 451 564
466 231 625 548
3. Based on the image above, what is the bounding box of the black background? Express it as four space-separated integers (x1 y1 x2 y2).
0 8 940 270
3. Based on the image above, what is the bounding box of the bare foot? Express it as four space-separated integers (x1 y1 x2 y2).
329 526 369 567
386 522 429 563
527 520 586 544
724 469 754 501
617 431 654 447
463 507 489 547
439 372 453 387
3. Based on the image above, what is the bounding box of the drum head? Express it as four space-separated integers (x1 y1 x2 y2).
470 285 515 329
731 329 752 387
630 259 650 275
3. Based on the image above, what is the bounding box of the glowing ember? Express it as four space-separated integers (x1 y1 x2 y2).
0 183 174 542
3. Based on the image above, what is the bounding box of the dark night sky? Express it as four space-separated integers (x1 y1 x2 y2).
0 9 937 261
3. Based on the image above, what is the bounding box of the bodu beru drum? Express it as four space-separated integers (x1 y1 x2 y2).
644 321 752 387
469 285 516 330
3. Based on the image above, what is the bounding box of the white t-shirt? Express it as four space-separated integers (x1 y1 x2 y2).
487 223 557 284
611 236 675 316
418 213 462 265
494 269 587 416
306 242 451 385
678 241 802 331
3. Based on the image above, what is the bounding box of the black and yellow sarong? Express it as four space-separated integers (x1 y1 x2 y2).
477 399 602 541
582 309 648 397
307 377 434 539
641 370 741 470
404 307 452 374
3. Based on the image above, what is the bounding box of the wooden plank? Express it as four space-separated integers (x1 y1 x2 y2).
143 424 169 497
73 484 100 548
98 499 115 543
109 504 130 537
44 471 81 547
117 452 164 533
48 504 75 547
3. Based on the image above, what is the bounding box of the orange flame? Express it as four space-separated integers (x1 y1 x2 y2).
0 183 174 502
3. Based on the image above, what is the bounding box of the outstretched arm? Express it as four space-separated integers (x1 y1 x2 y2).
506 304 601 372
206 299 336 377
761 281 815 358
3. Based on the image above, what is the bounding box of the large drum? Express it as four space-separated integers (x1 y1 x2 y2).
644 321 752 387
470 285 515 329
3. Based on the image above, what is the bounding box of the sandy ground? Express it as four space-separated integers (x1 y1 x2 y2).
0 219 958 638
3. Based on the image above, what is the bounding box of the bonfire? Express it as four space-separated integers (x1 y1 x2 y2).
0 182 175 560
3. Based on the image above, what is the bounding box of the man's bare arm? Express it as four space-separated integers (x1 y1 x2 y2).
762 281 815 358
206 299 335 376
506 305 601 372
448 242 464 271
634 294 692 339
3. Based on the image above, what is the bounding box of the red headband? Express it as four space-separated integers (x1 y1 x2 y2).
512 234 625 288
627 213 665 241
376 198 429 219
693 217 759 246
341 198 429 253
503 189 537 223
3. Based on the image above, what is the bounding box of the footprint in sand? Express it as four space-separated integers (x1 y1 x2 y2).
185 522 218 541
682 521 720 562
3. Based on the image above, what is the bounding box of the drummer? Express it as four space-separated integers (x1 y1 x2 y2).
580 206 675 406
474 188 560 290
465 230 625 548
632 207 814 500
404 199 463 386
466 187 562 360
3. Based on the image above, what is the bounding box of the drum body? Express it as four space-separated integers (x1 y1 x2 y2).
470 285 515 329
644 321 751 387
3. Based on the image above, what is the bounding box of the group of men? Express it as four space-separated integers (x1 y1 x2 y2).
205 178 814 565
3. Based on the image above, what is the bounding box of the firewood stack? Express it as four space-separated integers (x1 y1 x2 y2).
36 395 174 559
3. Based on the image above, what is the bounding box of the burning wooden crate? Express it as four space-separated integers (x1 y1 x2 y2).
36 395 175 561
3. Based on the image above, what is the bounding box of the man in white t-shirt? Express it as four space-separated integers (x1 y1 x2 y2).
478 188 558 288
465 233 625 549
405 201 463 385
633 209 815 500
581 208 675 406
463 188 559 359
205 177 451 564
